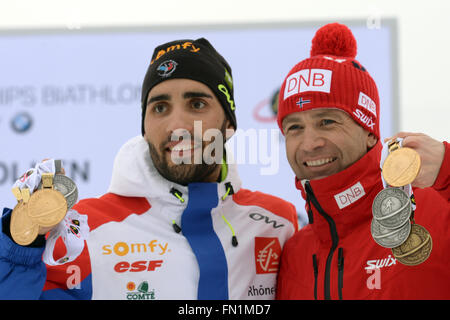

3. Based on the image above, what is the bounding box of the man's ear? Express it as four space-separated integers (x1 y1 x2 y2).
225 120 235 142
367 132 378 149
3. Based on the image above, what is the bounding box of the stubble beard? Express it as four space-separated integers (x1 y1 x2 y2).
148 121 227 186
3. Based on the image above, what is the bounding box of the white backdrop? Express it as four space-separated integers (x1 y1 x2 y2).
0 21 397 225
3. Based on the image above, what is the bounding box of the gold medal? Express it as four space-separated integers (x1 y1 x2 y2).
382 140 421 187
10 193 39 246
27 173 67 228
391 224 432 266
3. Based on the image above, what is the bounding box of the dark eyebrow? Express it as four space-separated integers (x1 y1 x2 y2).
282 115 303 127
311 109 344 119
147 92 213 106
147 94 170 106
183 91 213 99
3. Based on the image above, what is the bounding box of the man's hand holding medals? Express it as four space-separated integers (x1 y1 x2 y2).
371 133 444 266
9 159 88 265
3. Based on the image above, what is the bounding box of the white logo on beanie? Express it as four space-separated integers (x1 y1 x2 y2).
284 68 332 100
353 109 375 129
358 92 377 117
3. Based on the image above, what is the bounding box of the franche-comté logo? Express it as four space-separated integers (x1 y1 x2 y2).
126 281 156 300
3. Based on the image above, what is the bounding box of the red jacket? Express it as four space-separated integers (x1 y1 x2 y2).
277 141 450 300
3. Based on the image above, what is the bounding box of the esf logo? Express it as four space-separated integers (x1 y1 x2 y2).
10 112 33 133
114 260 163 273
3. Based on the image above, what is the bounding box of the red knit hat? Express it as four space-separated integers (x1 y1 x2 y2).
277 23 380 139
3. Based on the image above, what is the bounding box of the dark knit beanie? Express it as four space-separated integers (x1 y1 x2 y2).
141 38 236 135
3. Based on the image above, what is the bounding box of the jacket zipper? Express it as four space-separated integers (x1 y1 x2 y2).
306 194 314 224
312 254 318 300
305 180 339 300
338 247 344 300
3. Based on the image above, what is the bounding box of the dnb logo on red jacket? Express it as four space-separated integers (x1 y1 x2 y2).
254 237 282 274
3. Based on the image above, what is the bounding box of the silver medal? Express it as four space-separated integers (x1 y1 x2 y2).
38 174 78 209
371 218 411 248
372 188 411 229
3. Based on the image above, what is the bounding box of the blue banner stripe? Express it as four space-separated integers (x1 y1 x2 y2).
181 183 228 300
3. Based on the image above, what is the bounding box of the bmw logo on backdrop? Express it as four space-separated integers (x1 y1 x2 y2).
10 112 33 133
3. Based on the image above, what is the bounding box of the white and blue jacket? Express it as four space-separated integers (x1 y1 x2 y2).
0 136 297 299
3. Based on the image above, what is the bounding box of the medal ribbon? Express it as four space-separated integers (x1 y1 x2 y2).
12 159 57 192
376 139 433 266
12 159 88 265
379 138 416 211
43 209 89 266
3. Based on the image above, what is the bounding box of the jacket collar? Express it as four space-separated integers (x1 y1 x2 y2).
107 136 242 206
296 142 384 242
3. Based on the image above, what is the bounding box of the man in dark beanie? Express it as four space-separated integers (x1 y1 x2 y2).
0 38 298 300
276 23 449 300
141 38 237 136
139 38 238 186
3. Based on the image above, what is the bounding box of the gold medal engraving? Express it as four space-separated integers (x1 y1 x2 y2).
10 163 76 246
28 190 67 227
382 141 421 187
27 173 67 228
10 202 39 246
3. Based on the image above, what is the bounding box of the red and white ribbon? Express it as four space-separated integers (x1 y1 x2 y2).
379 138 416 211
43 209 89 266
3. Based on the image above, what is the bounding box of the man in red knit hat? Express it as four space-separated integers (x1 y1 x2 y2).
276 22 449 299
